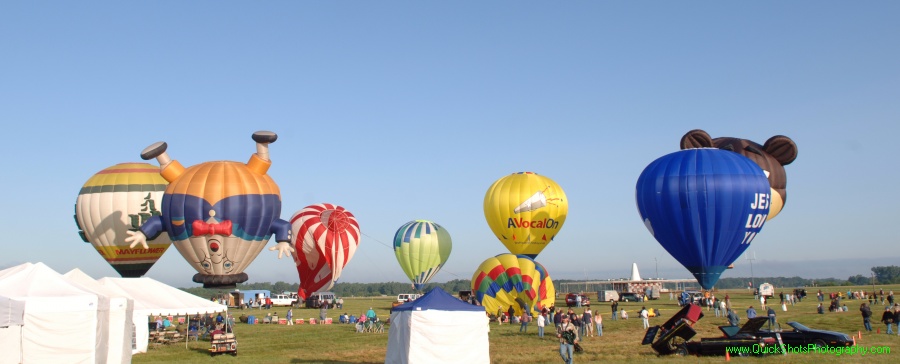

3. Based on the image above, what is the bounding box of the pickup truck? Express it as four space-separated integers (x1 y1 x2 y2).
270 294 297 307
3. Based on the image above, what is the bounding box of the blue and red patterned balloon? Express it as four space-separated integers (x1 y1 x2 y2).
126 131 292 288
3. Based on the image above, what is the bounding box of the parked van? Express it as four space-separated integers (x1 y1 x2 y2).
305 292 336 308
397 293 421 302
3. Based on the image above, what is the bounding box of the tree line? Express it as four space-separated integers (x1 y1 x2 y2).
180 279 474 299
179 266 900 298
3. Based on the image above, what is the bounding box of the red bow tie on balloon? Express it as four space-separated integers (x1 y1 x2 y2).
192 220 233 236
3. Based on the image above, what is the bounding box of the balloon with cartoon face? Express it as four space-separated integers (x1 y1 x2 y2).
125 131 292 288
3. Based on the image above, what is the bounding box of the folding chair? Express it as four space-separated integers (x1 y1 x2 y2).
374 321 385 333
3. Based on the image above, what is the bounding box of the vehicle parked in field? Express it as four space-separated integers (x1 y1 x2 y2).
619 292 642 302
565 293 590 307
209 332 237 356
642 303 704 355
305 292 336 308
758 283 775 298
397 293 421 302
645 286 661 300
270 294 297 307
597 290 619 302
677 317 778 357
757 321 854 349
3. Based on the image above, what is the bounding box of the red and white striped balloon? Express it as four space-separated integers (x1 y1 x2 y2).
290 203 360 299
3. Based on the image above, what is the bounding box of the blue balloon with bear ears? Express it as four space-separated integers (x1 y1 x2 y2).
636 148 771 289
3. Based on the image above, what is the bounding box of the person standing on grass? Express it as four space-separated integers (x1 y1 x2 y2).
594 310 602 336
573 313 583 338
582 307 593 337
286 308 293 325
894 304 900 336
556 315 578 364
611 300 618 321
319 303 328 322
860 303 873 332
537 311 546 338
519 310 530 333
881 307 894 334
640 307 649 329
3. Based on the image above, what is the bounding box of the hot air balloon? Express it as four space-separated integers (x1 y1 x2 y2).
75 163 173 277
290 203 360 300
471 253 555 317
484 172 568 258
125 131 293 288
635 148 770 289
680 129 798 221
393 220 452 290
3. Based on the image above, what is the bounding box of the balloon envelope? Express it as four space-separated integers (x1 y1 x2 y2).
471 253 555 317
290 203 360 300
75 163 173 277
635 149 770 289
483 172 568 258
148 160 289 287
393 220 452 290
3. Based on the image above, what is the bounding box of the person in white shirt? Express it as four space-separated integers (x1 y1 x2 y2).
537 312 546 338
640 307 649 329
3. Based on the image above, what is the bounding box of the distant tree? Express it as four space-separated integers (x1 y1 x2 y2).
872 266 900 284
847 274 870 285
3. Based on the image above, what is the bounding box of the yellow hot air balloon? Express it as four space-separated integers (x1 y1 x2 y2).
75 163 173 277
483 172 568 258
471 254 555 317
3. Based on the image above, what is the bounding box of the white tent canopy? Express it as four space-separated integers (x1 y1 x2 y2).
0 295 24 327
0 295 25 364
64 269 134 364
0 262 99 364
386 287 489 364
98 277 226 354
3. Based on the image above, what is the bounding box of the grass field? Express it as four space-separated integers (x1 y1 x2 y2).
133 285 900 363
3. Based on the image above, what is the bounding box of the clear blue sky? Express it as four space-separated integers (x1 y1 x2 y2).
1 2 898 288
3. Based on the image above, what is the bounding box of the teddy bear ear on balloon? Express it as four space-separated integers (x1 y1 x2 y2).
680 129 798 221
